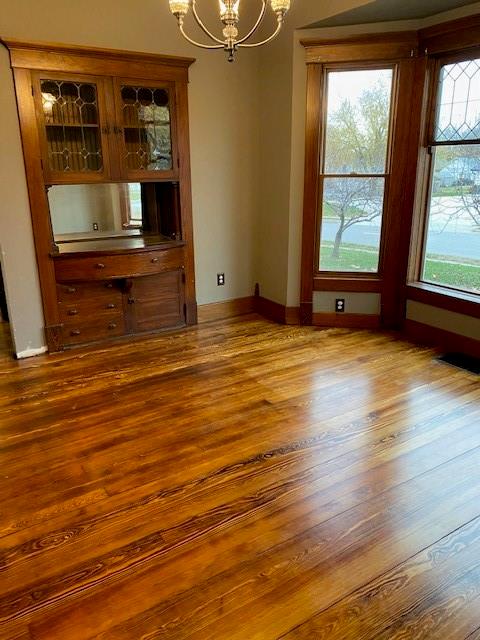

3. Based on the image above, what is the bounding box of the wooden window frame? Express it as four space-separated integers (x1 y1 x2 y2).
407 37 480 319
300 33 422 326
314 61 398 282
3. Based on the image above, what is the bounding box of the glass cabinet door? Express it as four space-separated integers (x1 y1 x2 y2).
34 74 112 183
114 79 178 180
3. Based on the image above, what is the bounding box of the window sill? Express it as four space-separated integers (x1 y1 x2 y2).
406 282 479 319
314 275 382 293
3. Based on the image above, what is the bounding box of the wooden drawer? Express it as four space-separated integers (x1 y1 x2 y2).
63 313 125 346
54 248 185 282
60 300 122 324
57 281 123 314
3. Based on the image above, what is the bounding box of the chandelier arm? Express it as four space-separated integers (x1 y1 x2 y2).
191 0 225 45
235 1 267 46
179 22 225 49
238 18 283 48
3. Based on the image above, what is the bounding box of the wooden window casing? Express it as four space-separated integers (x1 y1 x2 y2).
300 33 423 327
407 21 480 319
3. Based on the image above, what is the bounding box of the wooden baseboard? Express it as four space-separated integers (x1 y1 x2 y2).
285 306 301 325
313 312 380 329
197 296 255 324
254 296 300 325
404 319 480 358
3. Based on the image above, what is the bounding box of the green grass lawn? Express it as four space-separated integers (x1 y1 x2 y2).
320 242 480 293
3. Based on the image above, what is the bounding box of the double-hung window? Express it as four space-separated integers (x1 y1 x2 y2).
421 54 480 295
318 66 395 274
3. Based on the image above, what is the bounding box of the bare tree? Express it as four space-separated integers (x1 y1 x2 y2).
325 80 390 258
324 178 383 257
429 148 480 231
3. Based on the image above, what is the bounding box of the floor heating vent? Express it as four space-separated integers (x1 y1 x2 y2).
437 352 480 375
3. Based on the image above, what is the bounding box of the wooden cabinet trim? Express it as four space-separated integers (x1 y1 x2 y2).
2 39 194 81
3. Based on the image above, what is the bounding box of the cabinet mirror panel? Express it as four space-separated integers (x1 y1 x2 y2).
48 182 181 247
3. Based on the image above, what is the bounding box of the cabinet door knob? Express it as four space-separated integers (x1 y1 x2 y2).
105 283 113 289
128 297 135 304
108 323 117 330
106 303 116 309
67 287 77 293
68 309 79 316
95 263 106 269
151 257 159 263
70 329 81 336
101 125 110 135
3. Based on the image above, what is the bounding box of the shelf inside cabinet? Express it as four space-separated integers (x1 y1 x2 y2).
45 122 100 128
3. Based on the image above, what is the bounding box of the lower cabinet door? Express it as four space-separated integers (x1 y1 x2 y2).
130 270 185 333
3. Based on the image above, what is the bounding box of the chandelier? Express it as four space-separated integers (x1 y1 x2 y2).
169 0 291 62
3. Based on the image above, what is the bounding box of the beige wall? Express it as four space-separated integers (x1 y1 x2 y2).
314 292 381 315
407 301 480 340
0 46 45 355
0 0 261 354
255 0 373 306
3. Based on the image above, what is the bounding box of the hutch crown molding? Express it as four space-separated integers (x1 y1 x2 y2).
2 39 197 352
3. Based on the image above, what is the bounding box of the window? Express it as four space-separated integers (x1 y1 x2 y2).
318 67 395 273
421 56 480 295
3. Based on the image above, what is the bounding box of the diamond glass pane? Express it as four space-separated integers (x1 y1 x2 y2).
40 80 103 173
435 58 480 142
120 86 172 171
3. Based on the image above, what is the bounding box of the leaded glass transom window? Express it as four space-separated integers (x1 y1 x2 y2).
435 58 480 143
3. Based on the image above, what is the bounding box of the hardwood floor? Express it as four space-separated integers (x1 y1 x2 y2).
0 315 479 639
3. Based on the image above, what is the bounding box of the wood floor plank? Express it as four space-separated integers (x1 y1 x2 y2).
280 516 480 639
0 317 478 640
25 448 480 639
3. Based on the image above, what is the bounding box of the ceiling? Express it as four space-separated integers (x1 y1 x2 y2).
305 0 478 28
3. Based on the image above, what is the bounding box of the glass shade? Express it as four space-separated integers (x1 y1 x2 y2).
271 0 290 14
169 0 189 16
219 0 240 19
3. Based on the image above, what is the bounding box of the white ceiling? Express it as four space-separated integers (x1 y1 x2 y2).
305 0 478 28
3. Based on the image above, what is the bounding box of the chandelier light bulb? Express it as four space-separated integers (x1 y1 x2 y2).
169 0 291 62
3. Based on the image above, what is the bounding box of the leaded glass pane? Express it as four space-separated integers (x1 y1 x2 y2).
120 85 172 171
40 79 103 173
435 58 480 142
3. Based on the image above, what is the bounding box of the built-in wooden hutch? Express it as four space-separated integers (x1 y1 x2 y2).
2 40 196 351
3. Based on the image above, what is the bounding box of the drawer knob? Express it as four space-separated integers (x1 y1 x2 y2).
70 329 81 336
151 257 159 263
95 263 106 269
128 297 135 305
67 287 77 293
106 303 116 309
105 283 113 289
68 309 79 316
108 323 117 330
